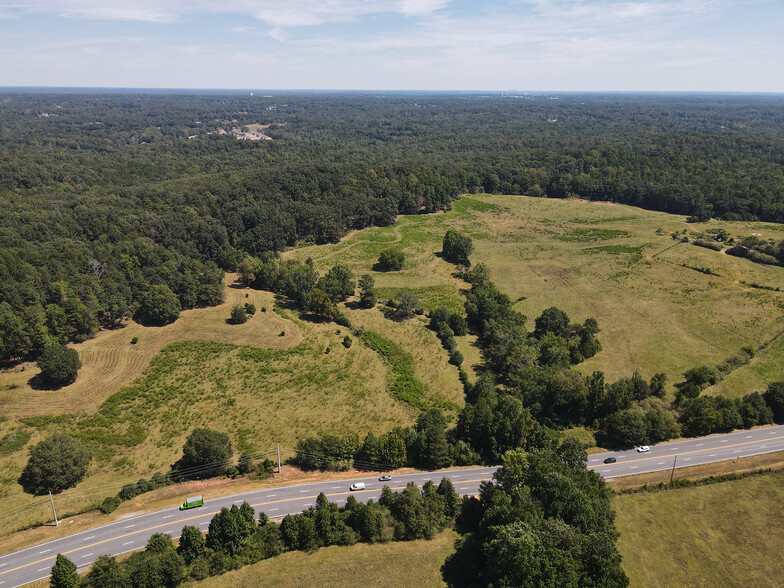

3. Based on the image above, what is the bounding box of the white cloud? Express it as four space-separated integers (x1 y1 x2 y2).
0 0 452 24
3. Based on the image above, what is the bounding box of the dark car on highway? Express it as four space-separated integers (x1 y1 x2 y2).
603 457 617 464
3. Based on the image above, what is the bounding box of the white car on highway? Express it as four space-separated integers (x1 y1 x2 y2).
636 445 651 453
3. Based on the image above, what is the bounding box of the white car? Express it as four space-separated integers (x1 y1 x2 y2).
636 445 651 453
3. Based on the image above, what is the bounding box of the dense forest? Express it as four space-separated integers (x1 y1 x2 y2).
2 91 784 362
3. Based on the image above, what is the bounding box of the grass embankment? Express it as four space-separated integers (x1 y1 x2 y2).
288 195 784 388
615 469 784 587
197 529 457 588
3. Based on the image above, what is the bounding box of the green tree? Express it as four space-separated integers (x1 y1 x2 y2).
174 428 233 479
82 555 127 588
19 433 92 495
36 344 81 387
50 554 79 588
414 409 451 469
442 230 473 266
236 256 259 286
309 288 338 322
206 504 256 555
377 249 405 271
135 285 181 326
394 289 419 319
229 304 248 324
533 307 571 339
763 382 784 422
317 265 355 303
358 274 376 308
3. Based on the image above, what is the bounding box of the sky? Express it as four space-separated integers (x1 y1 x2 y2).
0 0 782 91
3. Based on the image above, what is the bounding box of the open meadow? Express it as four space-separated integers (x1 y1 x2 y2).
614 469 784 587
288 194 784 390
2 194 783 537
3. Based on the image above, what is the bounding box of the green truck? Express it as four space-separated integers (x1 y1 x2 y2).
179 495 203 511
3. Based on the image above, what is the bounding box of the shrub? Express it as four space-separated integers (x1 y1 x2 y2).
342 336 352 348
99 496 122 514
36 344 81 387
130 337 138 345
442 230 473 266
449 350 464 366
229 304 249 324
244 303 256 315
377 249 405 271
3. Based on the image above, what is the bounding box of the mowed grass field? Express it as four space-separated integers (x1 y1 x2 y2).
614 469 784 587
197 529 457 588
0 276 460 535
288 195 784 389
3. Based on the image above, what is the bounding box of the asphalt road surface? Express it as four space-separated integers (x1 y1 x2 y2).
2 424 784 587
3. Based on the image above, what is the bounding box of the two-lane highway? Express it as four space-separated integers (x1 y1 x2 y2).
0 467 497 588
3 425 784 587
587 424 784 478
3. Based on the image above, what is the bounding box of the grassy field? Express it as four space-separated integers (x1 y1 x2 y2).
2 194 783 538
0 276 459 535
615 469 784 587
288 195 784 389
197 529 457 588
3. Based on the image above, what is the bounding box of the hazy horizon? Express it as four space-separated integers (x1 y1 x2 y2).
1 1 783 93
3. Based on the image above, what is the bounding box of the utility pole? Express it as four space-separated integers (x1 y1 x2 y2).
669 455 677 484
49 490 59 527
276 443 282 474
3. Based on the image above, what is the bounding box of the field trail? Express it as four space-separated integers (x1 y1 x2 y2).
0 276 301 418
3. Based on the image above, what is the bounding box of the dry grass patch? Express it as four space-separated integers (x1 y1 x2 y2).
197 529 457 588
614 469 784 587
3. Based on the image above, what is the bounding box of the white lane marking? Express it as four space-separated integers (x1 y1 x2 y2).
162 515 173 519
38 567 50 572
199 522 209 526
696 444 703 447
269 508 279 511
630 466 638 469
710 454 717 457
124 524 135 528
657 462 665 465
0 563 6 567
720 440 728 443
300 490 309 493
770 431 776 434
460 487 470 490
234 500 244 504
745 435 752 438
81 553 93 558
331 486 342 489
734 450 742 453
267 494 277 497
760 445 767 448
123 541 134 546
164 530 173 534
83 536 95 541
683 458 691 461
39 549 51 554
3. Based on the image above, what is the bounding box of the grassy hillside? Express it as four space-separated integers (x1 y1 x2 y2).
288 194 784 389
2 194 783 535
197 529 457 588
615 470 784 587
